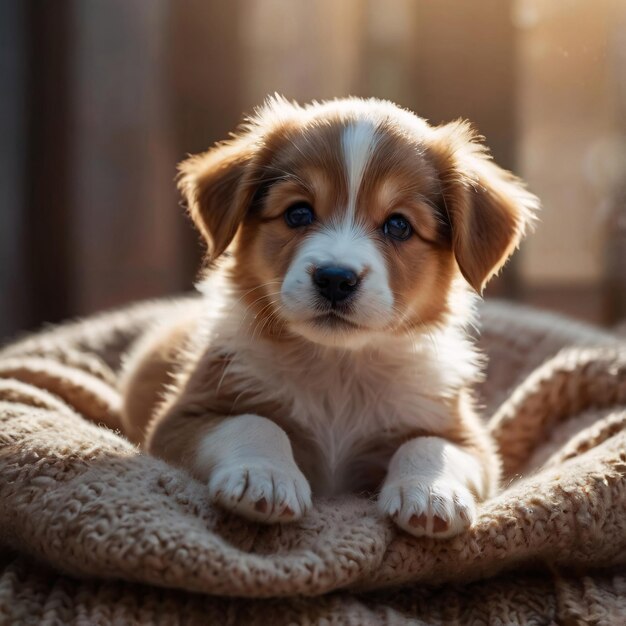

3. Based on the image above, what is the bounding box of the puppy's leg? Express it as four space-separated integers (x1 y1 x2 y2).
148 412 312 523
378 436 492 538
120 304 200 445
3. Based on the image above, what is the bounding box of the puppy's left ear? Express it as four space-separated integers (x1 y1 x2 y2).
430 121 539 293
177 136 257 263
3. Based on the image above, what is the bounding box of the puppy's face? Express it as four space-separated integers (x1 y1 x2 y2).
180 98 538 348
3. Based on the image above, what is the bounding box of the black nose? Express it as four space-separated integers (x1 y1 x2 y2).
312 266 360 303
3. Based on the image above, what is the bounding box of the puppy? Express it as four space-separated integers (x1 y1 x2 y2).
121 96 538 538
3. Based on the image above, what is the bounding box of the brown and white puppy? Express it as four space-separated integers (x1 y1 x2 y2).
121 96 538 538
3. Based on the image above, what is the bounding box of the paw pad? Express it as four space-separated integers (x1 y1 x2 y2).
409 513 428 529
432 515 450 534
208 460 312 523
379 479 477 538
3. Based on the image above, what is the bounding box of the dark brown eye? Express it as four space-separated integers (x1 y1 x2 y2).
383 214 412 241
284 202 315 228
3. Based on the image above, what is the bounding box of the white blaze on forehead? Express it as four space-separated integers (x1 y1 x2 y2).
341 121 379 219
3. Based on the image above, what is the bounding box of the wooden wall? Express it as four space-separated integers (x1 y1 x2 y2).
1 0 624 342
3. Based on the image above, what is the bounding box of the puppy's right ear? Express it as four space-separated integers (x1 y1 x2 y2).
177 136 256 262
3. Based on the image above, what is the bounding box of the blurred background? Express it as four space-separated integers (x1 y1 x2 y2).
1 0 625 342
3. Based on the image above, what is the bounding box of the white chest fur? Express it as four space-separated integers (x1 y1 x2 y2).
211 316 480 493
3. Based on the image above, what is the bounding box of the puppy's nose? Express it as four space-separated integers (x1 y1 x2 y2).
312 266 360 302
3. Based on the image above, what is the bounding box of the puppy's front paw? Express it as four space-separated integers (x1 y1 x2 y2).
378 478 476 538
208 458 312 523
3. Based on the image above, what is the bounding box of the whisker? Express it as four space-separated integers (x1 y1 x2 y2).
250 299 281 341
235 291 283 336
231 281 282 308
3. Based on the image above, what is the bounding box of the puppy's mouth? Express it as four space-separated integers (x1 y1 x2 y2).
311 311 363 331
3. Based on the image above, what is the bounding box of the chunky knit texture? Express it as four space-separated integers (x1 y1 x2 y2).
0 297 624 624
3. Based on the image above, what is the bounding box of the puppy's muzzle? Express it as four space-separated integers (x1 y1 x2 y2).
312 266 360 304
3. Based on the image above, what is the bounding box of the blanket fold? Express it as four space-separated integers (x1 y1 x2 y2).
0 297 625 623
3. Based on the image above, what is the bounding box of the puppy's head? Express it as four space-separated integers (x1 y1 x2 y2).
179 97 538 348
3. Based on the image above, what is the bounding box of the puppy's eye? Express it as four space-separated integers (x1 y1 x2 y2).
382 214 413 241
284 202 315 228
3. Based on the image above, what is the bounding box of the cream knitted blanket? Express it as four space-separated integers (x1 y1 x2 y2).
0 298 624 624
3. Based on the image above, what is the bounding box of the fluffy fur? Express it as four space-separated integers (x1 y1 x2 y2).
121 96 539 537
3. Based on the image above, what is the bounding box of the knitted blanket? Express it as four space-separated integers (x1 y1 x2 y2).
0 298 624 624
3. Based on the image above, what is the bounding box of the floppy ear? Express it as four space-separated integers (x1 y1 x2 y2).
177 136 257 263
430 121 539 293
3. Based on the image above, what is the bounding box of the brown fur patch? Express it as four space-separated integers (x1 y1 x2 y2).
427 120 538 292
